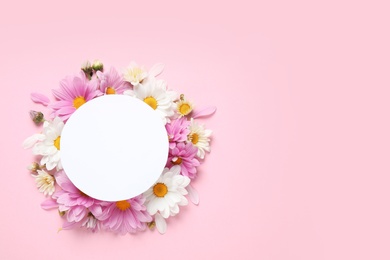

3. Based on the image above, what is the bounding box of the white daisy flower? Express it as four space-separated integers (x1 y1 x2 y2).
124 79 177 124
143 166 190 234
188 118 212 159
32 170 55 196
23 117 64 170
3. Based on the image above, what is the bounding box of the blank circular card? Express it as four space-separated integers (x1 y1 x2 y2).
60 95 169 201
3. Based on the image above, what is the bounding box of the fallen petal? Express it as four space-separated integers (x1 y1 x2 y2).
31 92 50 106
187 184 199 205
41 199 58 210
149 63 164 77
192 106 217 118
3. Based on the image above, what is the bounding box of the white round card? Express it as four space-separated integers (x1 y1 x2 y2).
60 95 169 201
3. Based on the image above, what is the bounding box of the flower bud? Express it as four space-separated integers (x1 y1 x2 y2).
81 60 93 79
81 60 91 71
147 221 156 229
92 60 104 72
27 162 41 173
29 110 44 124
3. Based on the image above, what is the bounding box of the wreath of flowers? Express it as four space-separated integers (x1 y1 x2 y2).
23 60 216 235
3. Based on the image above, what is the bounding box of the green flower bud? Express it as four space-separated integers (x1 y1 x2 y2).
92 60 104 72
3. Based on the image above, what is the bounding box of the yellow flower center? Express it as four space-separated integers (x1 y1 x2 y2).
144 96 158 110
116 200 131 211
189 133 199 144
172 157 182 165
153 183 168 197
106 87 116 95
73 96 86 109
178 103 192 116
44 175 53 185
54 136 61 150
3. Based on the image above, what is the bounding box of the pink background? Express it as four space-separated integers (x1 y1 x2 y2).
1 1 390 259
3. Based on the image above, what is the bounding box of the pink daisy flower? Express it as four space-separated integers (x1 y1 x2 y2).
53 171 102 224
50 72 99 121
167 142 200 179
96 67 129 95
165 117 191 149
97 195 152 235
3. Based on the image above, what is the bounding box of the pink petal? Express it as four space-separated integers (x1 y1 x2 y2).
187 184 199 205
62 220 78 230
41 199 58 210
31 92 50 106
192 106 217 118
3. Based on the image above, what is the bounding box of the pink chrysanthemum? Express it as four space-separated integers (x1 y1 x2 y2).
50 72 99 121
97 196 152 235
53 171 102 224
167 142 200 179
165 117 191 149
96 67 129 95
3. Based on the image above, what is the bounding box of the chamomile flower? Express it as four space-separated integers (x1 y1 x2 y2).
32 170 55 196
124 79 176 124
23 117 64 170
176 95 193 117
143 166 190 233
188 118 212 159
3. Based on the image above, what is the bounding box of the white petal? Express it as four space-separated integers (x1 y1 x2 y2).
22 134 45 149
149 63 164 77
160 206 170 218
170 165 181 176
56 160 63 170
146 199 159 215
187 184 199 205
45 160 56 171
197 149 205 159
155 213 167 234
123 90 135 96
170 204 180 215
178 196 188 206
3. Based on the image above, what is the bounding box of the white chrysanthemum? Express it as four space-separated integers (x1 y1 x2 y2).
23 117 64 170
32 170 55 196
124 79 177 124
188 118 212 159
81 214 100 232
143 166 190 233
123 62 148 86
123 62 165 87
